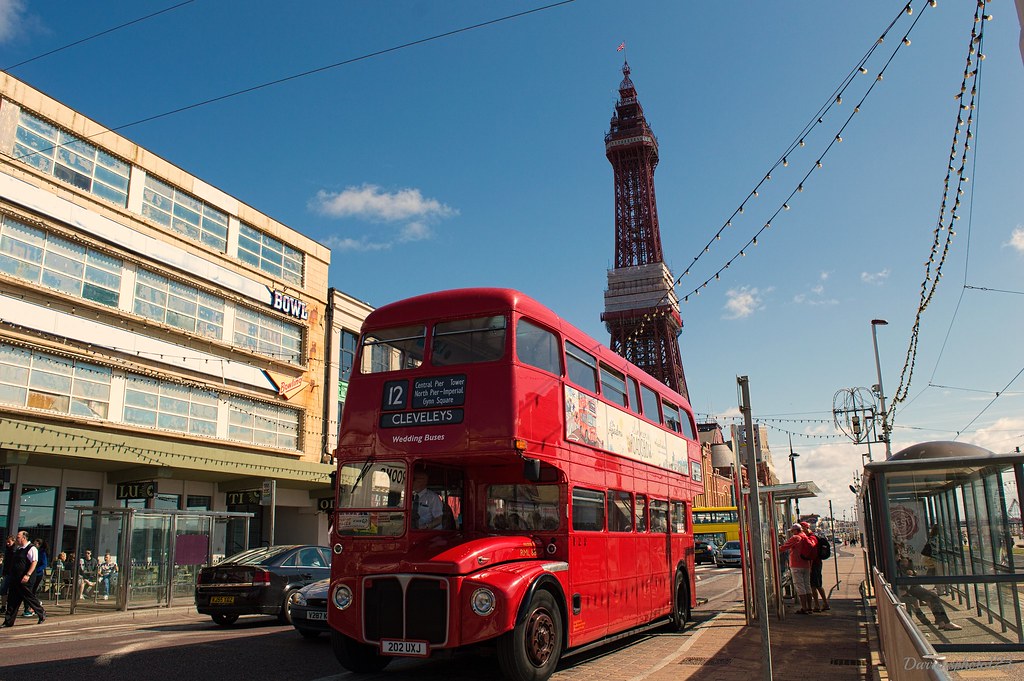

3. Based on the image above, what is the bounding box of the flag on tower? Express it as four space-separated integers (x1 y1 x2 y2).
616 42 625 52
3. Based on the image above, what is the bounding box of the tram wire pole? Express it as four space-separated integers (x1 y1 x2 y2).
738 376 773 681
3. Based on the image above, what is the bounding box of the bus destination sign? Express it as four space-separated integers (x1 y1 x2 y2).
380 374 466 429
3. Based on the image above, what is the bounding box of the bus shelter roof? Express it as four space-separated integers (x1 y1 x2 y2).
742 481 821 500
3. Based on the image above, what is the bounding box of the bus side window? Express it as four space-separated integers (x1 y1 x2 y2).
516 318 561 375
599 363 627 408
662 400 682 433
565 341 598 393
627 377 642 415
670 500 687 533
635 494 648 532
572 487 606 531
650 499 668 533
608 490 632 532
639 383 661 424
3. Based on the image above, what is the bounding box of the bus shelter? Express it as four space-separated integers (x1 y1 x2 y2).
739 481 820 621
861 441 1024 651
69 507 253 614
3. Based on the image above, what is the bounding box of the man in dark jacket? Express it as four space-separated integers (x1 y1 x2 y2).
0 535 14 616
1 531 46 626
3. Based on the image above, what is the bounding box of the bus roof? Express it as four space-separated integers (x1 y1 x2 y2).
363 287 694 412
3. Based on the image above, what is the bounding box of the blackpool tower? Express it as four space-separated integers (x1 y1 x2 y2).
601 62 689 400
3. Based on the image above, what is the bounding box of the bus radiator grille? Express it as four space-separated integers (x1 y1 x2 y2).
364 577 448 645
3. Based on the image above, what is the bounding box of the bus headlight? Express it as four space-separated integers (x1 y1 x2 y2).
471 588 496 616
332 584 353 610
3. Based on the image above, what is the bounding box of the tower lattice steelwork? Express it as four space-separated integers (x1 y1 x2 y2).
601 62 689 400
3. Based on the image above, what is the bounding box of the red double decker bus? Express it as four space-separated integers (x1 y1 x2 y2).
328 288 702 681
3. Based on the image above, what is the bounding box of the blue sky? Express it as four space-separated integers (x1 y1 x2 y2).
2 1 1022 518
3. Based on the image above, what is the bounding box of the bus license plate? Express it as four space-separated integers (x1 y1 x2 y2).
306 611 327 620
380 639 428 657
210 596 235 605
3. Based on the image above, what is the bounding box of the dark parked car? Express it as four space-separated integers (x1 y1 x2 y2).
196 545 331 626
716 540 742 567
695 541 718 565
289 577 330 639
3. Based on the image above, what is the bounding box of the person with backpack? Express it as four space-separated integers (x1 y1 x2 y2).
22 538 48 618
779 523 814 614
803 522 831 612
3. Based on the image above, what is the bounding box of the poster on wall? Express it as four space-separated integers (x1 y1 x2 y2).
890 501 928 565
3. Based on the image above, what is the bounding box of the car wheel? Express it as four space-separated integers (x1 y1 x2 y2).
279 589 297 625
212 614 238 626
331 630 392 673
297 628 321 640
497 589 563 681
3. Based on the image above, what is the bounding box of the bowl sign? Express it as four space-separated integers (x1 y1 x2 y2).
270 290 309 320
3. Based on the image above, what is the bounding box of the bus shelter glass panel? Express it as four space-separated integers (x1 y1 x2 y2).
172 515 212 601
881 460 1023 648
72 509 126 611
127 513 171 609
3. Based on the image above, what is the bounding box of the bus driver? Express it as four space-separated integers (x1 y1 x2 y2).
412 471 443 529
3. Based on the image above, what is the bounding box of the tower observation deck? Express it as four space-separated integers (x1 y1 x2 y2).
601 62 689 400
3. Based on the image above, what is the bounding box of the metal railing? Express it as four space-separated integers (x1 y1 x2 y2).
873 567 951 681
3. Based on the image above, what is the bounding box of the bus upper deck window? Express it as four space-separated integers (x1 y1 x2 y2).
432 316 506 366
363 325 426 373
565 341 597 393
639 383 661 424
515 318 560 375
599 363 627 408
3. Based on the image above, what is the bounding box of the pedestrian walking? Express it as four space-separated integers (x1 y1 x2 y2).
23 539 49 617
779 523 814 614
1 531 46 627
0 535 14 616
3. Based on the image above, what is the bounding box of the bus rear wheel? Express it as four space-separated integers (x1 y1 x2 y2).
497 590 563 681
670 571 690 632
331 630 392 673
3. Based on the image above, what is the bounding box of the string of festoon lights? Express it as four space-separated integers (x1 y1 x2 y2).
887 0 991 431
0 417 332 481
620 1 937 348
696 412 843 440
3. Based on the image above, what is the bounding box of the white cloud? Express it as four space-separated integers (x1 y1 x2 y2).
311 183 457 252
723 286 764 319
311 184 455 222
0 0 26 43
1008 226 1024 254
322 235 392 253
861 268 890 285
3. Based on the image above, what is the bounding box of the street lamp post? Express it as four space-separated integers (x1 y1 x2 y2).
870 319 892 458
789 435 800 518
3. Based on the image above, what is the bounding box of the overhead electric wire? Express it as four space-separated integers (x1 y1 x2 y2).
2 1 197 71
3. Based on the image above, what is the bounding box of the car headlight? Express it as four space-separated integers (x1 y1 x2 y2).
332 584 353 610
470 588 495 616
290 591 307 607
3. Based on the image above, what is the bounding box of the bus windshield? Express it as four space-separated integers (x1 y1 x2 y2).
335 461 407 537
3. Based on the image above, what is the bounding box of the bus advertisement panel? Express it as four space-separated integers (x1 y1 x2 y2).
328 289 702 681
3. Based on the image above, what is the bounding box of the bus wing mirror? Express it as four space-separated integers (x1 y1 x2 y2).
523 458 541 482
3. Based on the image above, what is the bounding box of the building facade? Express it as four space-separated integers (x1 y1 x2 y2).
0 73 333 558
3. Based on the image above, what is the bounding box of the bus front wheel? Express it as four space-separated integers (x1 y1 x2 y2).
670 571 691 632
497 590 563 681
331 630 392 673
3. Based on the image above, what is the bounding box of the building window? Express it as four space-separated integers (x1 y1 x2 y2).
133 268 225 339
233 306 303 365
0 343 111 419
13 110 130 207
63 488 100 556
141 175 228 252
0 216 122 307
227 396 299 451
122 375 219 436
237 223 303 286
154 493 180 510
19 485 57 551
186 495 211 511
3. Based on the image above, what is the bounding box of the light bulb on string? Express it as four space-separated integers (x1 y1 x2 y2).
783 157 789 167
903 38 911 46
859 66 868 74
